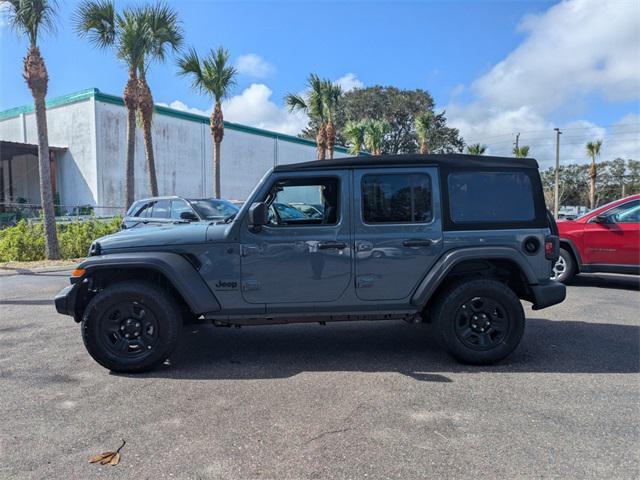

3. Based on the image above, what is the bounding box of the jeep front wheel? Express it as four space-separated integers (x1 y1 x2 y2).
433 279 525 365
81 281 181 373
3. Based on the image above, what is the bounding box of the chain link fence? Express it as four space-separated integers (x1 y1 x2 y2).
0 202 124 228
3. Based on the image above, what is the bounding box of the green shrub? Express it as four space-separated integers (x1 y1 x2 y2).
0 217 121 262
0 220 46 262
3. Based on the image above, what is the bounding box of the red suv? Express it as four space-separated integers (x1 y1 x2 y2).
552 194 640 283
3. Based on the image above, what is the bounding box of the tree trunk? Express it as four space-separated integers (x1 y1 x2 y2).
589 158 597 209
326 120 335 159
419 141 429 155
316 123 327 160
123 71 138 210
138 76 158 197
211 103 224 199
24 46 59 260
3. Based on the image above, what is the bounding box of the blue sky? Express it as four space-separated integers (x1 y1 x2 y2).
1 0 639 166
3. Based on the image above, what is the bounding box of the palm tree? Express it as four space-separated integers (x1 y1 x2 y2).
586 139 603 209
285 74 327 160
322 80 342 159
364 119 389 155
5 0 60 259
513 145 530 158
178 47 236 198
467 143 487 155
343 120 366 156
415 111 434 154
75 0 148 209
135 3 182 197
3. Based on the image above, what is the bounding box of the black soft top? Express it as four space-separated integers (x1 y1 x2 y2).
274 153 539 171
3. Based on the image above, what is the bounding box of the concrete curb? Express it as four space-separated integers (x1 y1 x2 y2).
0 265 75 277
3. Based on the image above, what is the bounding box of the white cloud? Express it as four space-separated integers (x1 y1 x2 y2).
223 83 308 135
156 100 211 117
235 54 275 78
158 72 367 136
335 73 364 92
446 0 640 167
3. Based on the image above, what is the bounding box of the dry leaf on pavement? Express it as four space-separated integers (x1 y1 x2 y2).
88 439 126 466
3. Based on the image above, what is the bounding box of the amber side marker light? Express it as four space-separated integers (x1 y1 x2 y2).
71 268 86 278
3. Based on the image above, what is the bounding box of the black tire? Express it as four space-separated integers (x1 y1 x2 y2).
552 248 576 284
432 279 525 365
81 281 182 373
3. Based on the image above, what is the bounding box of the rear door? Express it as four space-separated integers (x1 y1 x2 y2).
353 167 442 301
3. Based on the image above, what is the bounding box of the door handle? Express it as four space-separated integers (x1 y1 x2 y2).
403 238 434 248
317 241 347 250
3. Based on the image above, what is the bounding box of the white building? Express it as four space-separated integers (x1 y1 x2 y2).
0 88 350 213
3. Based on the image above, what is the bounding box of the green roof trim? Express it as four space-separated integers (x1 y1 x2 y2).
0 88 352 153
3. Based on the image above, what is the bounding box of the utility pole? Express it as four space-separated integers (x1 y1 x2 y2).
553 128 562 219
514 132 520 155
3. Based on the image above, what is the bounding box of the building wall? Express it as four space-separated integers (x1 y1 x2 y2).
94 99 348 206
1 89 349 213
0 98 98 208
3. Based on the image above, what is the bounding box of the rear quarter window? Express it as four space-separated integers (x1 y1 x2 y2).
448 171 535 223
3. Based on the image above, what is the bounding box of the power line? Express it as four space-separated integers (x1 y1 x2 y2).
464 123 640 144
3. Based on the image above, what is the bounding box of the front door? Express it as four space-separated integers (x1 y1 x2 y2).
240 171 352 304
353 167 443 301
583 199 640 265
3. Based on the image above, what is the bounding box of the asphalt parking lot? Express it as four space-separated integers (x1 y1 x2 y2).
1 269 638 479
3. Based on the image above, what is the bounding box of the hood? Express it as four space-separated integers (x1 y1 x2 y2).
96 222 214 253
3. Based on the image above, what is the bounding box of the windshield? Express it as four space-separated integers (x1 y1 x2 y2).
272 202 307 220
188 199 239 220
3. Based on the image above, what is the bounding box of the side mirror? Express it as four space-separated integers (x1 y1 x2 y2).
593 214 612 224
248 202 269 232
180 211 199 222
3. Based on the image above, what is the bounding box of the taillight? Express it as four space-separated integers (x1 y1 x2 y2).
545 235 559 261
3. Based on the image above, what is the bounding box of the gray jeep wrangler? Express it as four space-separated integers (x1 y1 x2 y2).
55 154 566 372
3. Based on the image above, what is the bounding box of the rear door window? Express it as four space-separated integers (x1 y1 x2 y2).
448 172 535 223
362 173 432 224
151 200 170 218
171 199 193 219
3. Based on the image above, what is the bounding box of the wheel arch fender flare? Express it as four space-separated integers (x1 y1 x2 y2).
558 238 582 270
78 252 221 314
410 247 539 307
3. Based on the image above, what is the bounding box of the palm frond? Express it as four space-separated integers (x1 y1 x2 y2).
5 0 58 46
73 0 115 49
177 47 204 92
414 111 434 142
363 119 389 154
198 46 236 102
284 93 307 113
586 139 603 157
322 80 342 120
343 120 366 155
467 143 487 155
116 6 149 71
140 2 183 63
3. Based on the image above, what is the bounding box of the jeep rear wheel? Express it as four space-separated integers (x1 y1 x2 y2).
81 281 181 373
433 279 525 365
